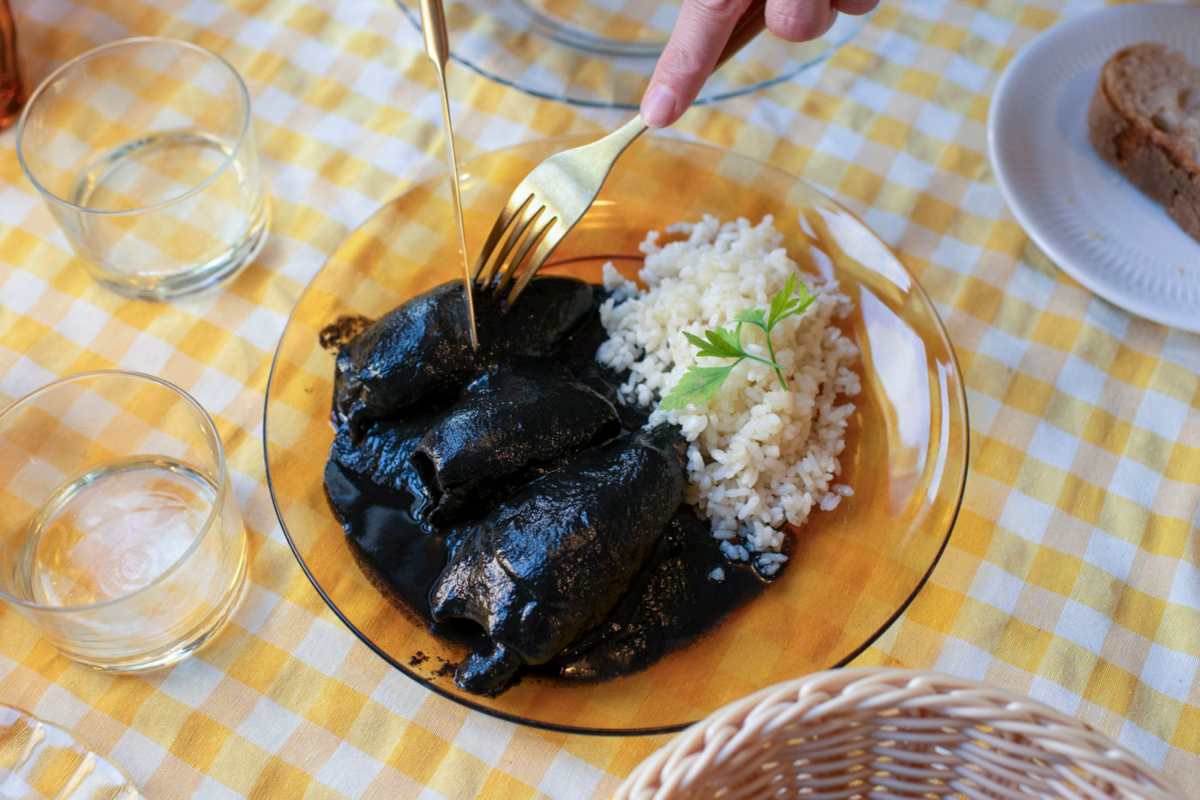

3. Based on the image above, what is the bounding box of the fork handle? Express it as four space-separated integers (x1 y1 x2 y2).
715 0 768 71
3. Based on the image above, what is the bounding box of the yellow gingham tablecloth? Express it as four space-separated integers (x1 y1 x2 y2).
1 0 1197 796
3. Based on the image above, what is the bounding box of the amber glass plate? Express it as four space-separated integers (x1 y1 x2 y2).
264 137 969 735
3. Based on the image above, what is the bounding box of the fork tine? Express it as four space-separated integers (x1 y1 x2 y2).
472 196 519 283
481 202 543 288
505 223 562 306
496 215 556 296
473 192 532 285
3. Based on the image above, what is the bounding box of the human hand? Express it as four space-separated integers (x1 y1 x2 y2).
640 0 879 127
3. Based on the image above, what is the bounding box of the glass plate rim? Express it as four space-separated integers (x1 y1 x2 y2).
394 1 874 111
0 704 142 796
262 135 971 736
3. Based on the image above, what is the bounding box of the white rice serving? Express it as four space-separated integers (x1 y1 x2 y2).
597 215 860 573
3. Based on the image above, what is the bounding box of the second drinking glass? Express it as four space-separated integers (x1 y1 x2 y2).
0 371 248 671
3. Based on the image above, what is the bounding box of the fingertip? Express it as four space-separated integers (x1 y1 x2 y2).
641 83 681 128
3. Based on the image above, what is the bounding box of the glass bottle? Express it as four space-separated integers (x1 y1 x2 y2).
0 0 22 130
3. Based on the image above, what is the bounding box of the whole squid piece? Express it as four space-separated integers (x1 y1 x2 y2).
552 508 774 681
333 277 596 433
429 424 687 695
411 364 620 524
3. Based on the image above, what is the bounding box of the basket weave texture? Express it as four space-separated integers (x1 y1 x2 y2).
615 668 1183 799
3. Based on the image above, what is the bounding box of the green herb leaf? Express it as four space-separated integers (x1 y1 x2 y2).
664 275 820 409
682 330 734 359
696 327 743 359
787 283 816 318
767 274 798 329
659 365 734 411
707 327 742 355
769 274 818 329
734 308 767 329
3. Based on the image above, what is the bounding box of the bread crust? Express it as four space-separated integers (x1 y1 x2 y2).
1087 44 1200 242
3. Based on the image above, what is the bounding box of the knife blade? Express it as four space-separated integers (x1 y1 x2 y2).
419 0 479 350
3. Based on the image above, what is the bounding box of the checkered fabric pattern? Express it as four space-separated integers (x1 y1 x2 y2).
0 0 1195 797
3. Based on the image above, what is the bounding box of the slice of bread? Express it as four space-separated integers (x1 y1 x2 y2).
1088 43 1200 242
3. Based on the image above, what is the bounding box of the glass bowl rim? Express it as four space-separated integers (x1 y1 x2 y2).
262 134 971 735
394 1 873 111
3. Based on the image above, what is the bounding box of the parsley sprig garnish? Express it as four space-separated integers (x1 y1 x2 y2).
659 275 815 411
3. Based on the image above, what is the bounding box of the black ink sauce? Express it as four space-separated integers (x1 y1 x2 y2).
321 281 782 694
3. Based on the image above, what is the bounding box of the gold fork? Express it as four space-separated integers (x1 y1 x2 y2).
475 0 768 306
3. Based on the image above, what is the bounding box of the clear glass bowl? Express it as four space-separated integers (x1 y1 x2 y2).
397 0 871 109
264 136 969 735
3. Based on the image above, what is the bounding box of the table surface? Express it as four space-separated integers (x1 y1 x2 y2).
1 0 1197 797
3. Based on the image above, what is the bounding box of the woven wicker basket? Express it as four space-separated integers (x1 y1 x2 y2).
615 668 1182 799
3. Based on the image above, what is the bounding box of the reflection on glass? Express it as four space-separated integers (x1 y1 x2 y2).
815 205 911 292
859 287 930 513
929 361 955 507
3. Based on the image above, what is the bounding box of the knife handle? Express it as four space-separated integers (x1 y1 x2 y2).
419 0 450 68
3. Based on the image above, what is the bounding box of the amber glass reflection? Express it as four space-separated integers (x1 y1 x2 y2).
264 137 969 734
0 0 22 130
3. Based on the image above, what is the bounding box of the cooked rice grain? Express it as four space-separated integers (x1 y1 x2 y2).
597 216 860 568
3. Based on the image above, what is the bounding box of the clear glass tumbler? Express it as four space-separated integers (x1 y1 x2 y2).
15 37 269 300
0 371 248 672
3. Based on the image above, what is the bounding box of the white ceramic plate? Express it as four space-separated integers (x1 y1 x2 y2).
988 4 1200 332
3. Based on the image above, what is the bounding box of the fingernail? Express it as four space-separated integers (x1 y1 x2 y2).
641 84 678 128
